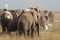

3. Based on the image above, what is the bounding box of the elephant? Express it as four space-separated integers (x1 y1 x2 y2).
27 7 41 36
48 11 54 23
17 11 35 37
0 9 20 33
0 9 14 33
40 10 49 30
17 7 42 37
39 14 46 30
7 9 24 33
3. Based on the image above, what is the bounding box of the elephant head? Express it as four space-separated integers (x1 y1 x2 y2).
0 9 14 33
4 11 13 21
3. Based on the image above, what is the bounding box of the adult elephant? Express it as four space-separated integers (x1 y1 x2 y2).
48 11 54 23
28 7 41 36
40 10 50 30
17 11 35 37
17 7 41 37
7 9 24 33
0 9 14 33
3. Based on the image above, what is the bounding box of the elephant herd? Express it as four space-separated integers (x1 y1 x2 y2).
0 7 54 37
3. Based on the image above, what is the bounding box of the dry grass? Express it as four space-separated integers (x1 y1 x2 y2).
0 12 60 40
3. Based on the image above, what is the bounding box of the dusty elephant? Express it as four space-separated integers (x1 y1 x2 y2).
0 9 14 33
17 10 36 37
6 9 24 33
48 11 54 23
27 7 41 36
0 9 17 33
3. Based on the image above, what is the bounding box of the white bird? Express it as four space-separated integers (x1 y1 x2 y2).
45 25 49 30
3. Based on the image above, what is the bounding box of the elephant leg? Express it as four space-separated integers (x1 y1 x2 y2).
18 23 23 36
41 22 45 31
36 23 39 36
19 24 27 36
31 23 35 38
19 26 23 36
27 24 32 37
23 29 27 37
2 26 6 33
31 26 34 37
18 26 22 36
37 26 39 36
19 29 22 35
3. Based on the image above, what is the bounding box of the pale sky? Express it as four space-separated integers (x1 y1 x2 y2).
0 0 60 11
